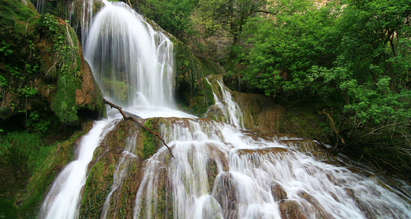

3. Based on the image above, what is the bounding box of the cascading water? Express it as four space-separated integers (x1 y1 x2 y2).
85 1 176 110
41 1 410 218
39 116 119 219
101 134 138 219
132 117 410 219
207 77 244 129
80 0 96 46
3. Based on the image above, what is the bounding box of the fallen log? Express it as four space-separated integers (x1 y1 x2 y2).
104 98 175 158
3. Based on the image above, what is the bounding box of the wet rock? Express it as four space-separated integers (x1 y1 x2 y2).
154 167 174 219
271 183 288 201
298 191 334 219
213 172 238 219
237 147 288 156
80 120 139 218
229 90 282 134
206 159 218 191
345 189 376 219
279 200 307 219
207 144 229 172
75 60 105 115
106 156 143 219
280 140 335 163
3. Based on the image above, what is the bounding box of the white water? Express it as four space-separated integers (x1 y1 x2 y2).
41 1 411 218
85 1 175 109
133 117 410 219
39 115 119 219
101 134 137 219
207 78 244 128
40 2 187 219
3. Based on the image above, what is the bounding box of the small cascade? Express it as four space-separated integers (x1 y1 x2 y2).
39 115 119 219
132 119 410 219
207 77 244 128
80 0 105 46
101 134 138 219
85 1 175 109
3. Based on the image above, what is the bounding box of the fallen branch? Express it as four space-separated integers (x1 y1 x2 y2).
320 109 345 147
104 98 174 158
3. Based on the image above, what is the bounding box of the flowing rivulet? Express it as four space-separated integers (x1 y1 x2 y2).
40 1 411 219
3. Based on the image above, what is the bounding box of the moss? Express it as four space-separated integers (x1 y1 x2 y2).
0 198 17 219
79 120 139 218
0 1 105 128
11 122 93 218
38 14 84 124
0 0 38 32
80 159 116 219
140 120 158 159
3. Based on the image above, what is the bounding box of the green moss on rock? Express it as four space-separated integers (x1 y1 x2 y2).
0 2 105 127
79 119 170 218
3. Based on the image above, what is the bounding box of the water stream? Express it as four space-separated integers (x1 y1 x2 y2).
39 116 119 219
40 1 411 219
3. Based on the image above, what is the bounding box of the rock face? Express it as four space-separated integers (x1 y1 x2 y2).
174 40 216 116
213 172 238 219
79 119 173 218
0 0 104 124
271 183 288 201
279 200 307 219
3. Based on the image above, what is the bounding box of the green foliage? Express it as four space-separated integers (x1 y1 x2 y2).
38 13 82 124
16 127 90 218
142 120 158 159
0 75 7 88
232 0 411 177
138 0 199 39
0 198 17 219
0 132 45 176
196 0 266 43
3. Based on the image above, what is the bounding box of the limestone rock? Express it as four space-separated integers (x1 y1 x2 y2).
279 200 307 219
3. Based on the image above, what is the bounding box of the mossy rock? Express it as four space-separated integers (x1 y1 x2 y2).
80 120 139 218
279 106 333 144
79 119 170 218
174 40 215 116
0 1 105 127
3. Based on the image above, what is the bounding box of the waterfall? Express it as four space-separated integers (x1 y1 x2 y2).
80 0 95 46
40 1 411 219
207 77 244 128
85 1 176 110
39 115 119 219
133 118 410 219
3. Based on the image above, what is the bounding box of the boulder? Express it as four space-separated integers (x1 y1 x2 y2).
279 200 307 219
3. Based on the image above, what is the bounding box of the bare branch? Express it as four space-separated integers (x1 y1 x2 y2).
104 98 175 158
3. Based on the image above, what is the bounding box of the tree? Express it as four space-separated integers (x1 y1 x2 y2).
196 0 267 47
